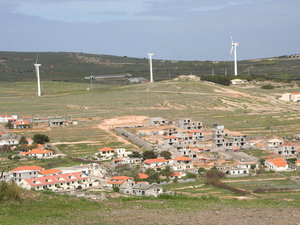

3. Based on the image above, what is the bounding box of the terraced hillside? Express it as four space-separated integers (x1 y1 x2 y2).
0 51 300 82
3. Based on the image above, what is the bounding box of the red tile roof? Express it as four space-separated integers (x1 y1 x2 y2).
24 172 87 187
15 121 30 125
267 158 288 167
38 169 62 175
164 136 177 139
112 158 125 162
144 158 168 164
106 176 133 185
187 130 203 133
292 92 300 95
281 143 295 146
137 173 149 179
20 149 53 155
174 156 192 161
12 165 45 172
171 172 181 177
98 147 114 152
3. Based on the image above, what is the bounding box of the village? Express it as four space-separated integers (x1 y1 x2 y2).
0 113 299 200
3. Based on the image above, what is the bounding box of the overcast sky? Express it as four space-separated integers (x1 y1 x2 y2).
0 0 299 60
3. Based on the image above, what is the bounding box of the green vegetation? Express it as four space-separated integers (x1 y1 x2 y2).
0 181 22 202
33 134 50 144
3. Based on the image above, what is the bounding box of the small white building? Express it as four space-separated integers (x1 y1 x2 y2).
172 156 193 171
265 158 289 171
231 79 248 85
0 115 18 123
279 92 300 102
143 158 170 171
20 149 54 159
97 147 131 160
0 139 19 146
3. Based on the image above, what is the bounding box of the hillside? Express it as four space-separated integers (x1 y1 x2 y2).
1 51 300 82
1 79 300 137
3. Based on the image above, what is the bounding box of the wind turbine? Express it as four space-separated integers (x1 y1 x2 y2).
230 34 239 76
33 55 42 96
147 53 154 82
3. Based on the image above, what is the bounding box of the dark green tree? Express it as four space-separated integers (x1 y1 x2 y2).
160 165 173 178
33 134 50 144
142 151 157 160
18 136 28 145
160 151 172 159
129 151 142 158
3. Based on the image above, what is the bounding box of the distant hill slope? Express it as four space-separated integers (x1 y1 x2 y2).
0 51 300 82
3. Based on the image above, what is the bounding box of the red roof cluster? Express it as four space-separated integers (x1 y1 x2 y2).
24 172 87 187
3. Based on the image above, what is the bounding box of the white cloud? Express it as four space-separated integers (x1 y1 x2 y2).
10 0 171 23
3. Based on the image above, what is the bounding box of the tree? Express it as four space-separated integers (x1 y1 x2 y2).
160 165 173 178
18 136 28 145
198 167 206 174
160 151 171 159
5 122 13 129
129 151 142 158
33 134 50 144
205 167 225 182
145 168 160 184
142 151 157 160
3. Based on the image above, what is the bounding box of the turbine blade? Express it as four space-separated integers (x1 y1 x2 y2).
230 34 233 44
35 54 39 64
230 46 234 55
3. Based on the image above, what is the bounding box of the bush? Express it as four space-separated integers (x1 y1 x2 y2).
5 122 14 129
261 84 275 89
113 186 119 193
18 136 28 145
129 151 142 158
33 134 50 144
185 173 197 179
0 181 22 202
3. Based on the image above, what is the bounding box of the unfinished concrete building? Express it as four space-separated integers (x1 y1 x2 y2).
177 119 202 130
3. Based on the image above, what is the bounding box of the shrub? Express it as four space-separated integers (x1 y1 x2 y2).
19 136 28 145
261 84 275 89
113 186 119 193
0 181 22 202
33 134 50 144
5 122 14 129
129 151 142 158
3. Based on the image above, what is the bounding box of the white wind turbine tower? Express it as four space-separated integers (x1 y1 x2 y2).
33 55 42 96
230 34 239 76
147 53 154 82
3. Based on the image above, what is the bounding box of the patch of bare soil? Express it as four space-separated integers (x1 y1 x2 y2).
99 207 300 225
97 116 149 145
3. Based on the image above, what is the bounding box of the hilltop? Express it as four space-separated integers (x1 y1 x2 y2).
0 51 300 82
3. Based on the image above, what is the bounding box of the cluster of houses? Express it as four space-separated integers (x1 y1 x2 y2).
0 114 76 129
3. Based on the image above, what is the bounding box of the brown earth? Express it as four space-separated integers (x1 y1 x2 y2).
97 207 300 225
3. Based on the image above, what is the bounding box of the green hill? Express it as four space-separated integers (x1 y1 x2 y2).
0 51 300 82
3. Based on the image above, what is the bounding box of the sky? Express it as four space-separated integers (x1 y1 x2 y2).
0 0 299 60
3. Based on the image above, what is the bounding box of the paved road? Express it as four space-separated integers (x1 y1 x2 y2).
114 128 153 150
220 151 258 162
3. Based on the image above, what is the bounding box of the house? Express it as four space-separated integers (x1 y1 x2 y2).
106 176 133 188
20 149 54 159
177 119 202 130
267 139 284 150
187 130 204 141
0 115 18 123
10 166 45 182
143 158 170 171
231 79 248 85
274 143 297 158
295 159 300 167
111 157 142 166
14 120 31 129
38 169 62 176
172 156 193 171
265 158 289 171
216 162 252 177
57 163 103 177
97 147 131 160
48 117 67 127
279 92 300 102
119 179 163 197
149 117 167 126
0 138 19 146
20 172 93 191
170 172 186 179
